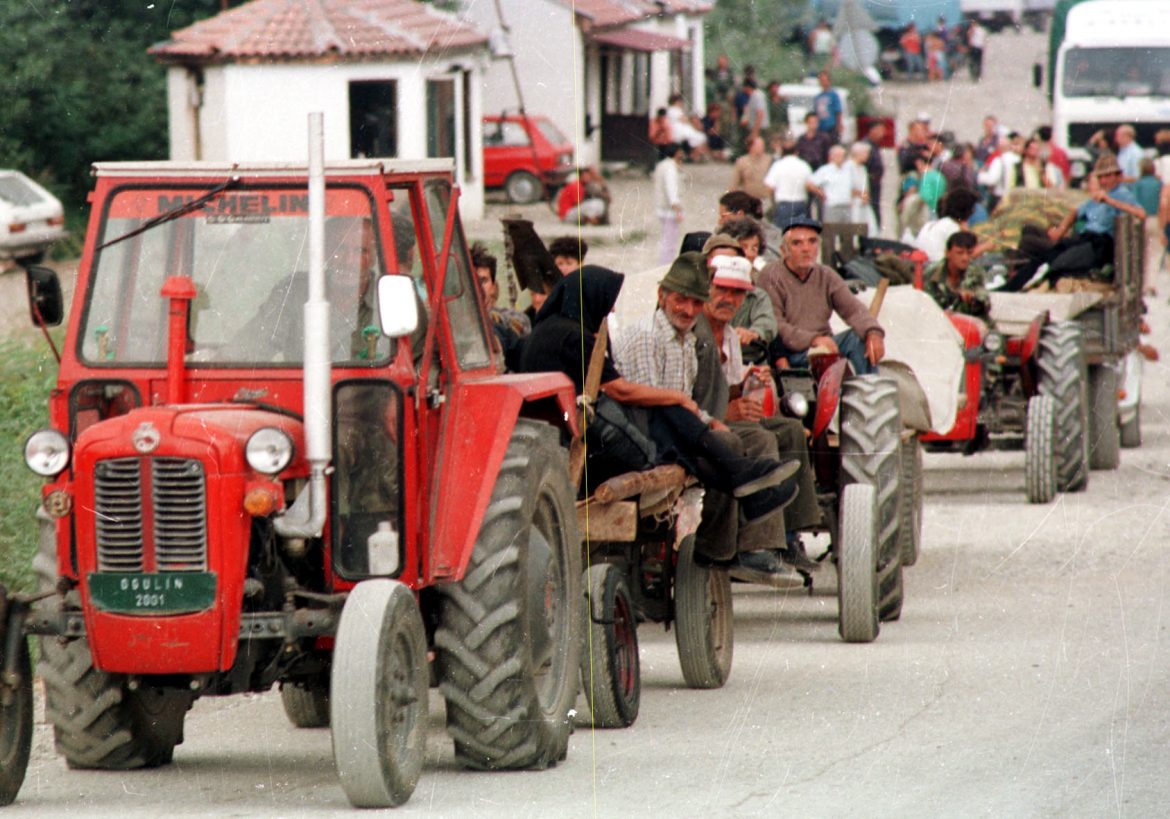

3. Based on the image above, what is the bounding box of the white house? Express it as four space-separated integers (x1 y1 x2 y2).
150 0 491 219
462 0 711 167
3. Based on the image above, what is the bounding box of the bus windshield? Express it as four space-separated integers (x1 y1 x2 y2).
1062 47 1170 98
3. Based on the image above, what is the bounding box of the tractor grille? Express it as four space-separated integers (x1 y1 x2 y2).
94 457 208 572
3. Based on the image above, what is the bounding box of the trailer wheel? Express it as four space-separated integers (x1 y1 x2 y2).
435 420 582 770
839 375 904 624
674 534 734 689
897 434 923 568
280 678 330 729
1121 403 1142 449
1025 395 1058 504
1087 364 1120 470
0 591 32 807
580 563 640 728
1037 322 1090 492
331 580 427 808
837 484 879 643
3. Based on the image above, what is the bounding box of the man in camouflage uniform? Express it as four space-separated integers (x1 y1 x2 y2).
923 231 990 318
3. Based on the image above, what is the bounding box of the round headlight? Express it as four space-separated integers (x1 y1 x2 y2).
782 392 810 419
983 331 1005 354
25 429 70 477
246 428 294 474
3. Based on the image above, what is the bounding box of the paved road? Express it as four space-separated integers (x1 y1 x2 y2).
11 28 1170 818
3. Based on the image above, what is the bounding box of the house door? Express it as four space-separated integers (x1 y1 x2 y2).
599 50 654 166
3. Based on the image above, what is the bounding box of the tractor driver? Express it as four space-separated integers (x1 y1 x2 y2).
758 216 885 375
923 231 990 318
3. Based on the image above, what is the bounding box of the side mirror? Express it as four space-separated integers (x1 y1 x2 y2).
1032 63 1042 89
26 265 63 327
377 275 420 338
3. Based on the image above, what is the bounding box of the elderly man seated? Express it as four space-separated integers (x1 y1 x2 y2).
757 215 885 376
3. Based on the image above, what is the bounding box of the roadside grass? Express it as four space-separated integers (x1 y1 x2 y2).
0 339 56 593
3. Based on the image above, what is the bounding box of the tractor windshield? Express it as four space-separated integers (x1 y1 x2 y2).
80 184 397 366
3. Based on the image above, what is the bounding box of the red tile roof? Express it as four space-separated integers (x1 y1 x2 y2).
150 0 487 64
568 0 711 29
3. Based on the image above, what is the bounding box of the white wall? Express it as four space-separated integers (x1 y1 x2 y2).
166 58 486 220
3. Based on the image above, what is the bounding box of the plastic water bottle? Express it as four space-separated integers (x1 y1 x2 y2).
743 368 777 417
367 521 399 576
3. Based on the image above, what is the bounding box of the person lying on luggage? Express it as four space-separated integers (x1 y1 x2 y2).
923 231 990 318
520 263 796 511
757 215 885 375
1043 155 1145 274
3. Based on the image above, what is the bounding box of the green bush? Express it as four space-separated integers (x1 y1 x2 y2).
0 340 56 593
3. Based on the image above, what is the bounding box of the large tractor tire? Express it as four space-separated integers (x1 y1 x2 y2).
0 588 33 807
837 484 879 643
280 677 330 729
1087 364 1120 470
434 420 582 770
580 563 640 728
897 434 924 568
839 375 904 624
331 580 428 809
1025 395 1058 504
34 512 192 770
1036 322 1090 492
674 534 734 689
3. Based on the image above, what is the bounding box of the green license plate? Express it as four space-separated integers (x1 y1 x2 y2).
88 572 217 615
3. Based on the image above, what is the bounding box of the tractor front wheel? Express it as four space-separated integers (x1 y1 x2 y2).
281 677 330 729
837 484 879 643
331 580 428 809
435 420 582 770
580 563 640 728
1025 395 1058 504
0 588 32 807
674 534 734 689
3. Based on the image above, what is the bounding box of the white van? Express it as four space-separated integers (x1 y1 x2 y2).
1051 0 1170 181
779 80 855 144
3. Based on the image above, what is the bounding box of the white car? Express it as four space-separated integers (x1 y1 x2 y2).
0 170 67 262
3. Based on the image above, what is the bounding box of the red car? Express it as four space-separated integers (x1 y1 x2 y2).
482 113 574 204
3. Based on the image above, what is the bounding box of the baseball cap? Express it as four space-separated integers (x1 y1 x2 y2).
710 255 753 290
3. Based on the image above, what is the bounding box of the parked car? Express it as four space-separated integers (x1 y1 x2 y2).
0 171 67 263
483 113 574 204
779 80 856 145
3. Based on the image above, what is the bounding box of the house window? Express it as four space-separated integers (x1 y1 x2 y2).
350 81 398 158
427 79 456 159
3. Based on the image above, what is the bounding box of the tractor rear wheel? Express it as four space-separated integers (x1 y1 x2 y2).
0 589 32 807
1087 364 1120 470
837 484 879 643
331 580 427 809
1037 322 1090 491
839 375 904 624
1025 395 1058 504
435 420 582 770
281 677 330 729
580 563 640 728
674 534 734 689
897 434 923 568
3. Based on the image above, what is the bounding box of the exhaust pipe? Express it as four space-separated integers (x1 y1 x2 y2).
276 112 330 539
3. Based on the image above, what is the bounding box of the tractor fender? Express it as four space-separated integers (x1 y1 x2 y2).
1020 313 1048 396
426 372 577 585
813 358 852 440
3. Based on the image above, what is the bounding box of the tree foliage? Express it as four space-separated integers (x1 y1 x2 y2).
0 1 221 217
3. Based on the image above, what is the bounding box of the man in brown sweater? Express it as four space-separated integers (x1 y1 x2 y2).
757 216 885 375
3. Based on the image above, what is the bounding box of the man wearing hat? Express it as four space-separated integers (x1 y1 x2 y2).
1045 154 1144 271
695 253 823 576
758 216 885 375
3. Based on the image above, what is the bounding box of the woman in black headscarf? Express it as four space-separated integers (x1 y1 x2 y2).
521 266 794 511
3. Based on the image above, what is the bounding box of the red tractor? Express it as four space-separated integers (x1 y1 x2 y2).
0 121 584 808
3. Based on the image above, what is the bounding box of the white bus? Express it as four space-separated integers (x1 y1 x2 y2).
1051 0 1170 181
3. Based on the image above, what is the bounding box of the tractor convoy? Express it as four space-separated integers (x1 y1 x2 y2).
0 118 1146 808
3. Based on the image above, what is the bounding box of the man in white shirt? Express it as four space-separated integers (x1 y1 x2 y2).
809 145 854 224
764 139 815 229
654 144 685 264
1115 124 1143 183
